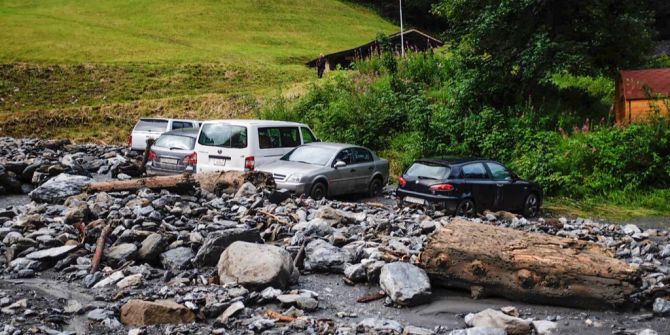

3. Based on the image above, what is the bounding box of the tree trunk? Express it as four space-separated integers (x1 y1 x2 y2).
85 171 275 195
420 219 640 309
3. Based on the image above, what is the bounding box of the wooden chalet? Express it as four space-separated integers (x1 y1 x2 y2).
306 29 443 70
615 68 670 124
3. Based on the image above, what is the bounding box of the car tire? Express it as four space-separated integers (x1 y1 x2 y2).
368 177 383 197
310 182 327 200
523 193 540 218
455 198 476 217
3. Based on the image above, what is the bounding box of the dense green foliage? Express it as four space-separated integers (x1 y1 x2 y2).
432 0 655 108
260 51 670 200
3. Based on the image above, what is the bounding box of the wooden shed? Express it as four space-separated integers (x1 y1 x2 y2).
306 29 443 70
615 68 670 124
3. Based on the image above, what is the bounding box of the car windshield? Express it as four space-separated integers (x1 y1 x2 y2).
154 134 195 150
197 123 247 148
281 146 336 166
134 119 168 132
405 162 450 180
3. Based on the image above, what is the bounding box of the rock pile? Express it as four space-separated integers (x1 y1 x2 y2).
0 138 669 334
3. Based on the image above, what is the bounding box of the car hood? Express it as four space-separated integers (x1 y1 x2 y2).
258 160 326 176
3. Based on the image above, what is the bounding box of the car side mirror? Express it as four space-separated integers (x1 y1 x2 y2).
511 172 519 181
333 160 346 169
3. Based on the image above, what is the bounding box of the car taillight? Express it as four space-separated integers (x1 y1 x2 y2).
244 156 255 171
399 177 407 187
147 150 157 161
128 135 132 147
183 152 197 165
430 183 454 191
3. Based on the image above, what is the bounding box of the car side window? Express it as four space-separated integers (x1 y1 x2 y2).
301 127 316 144
258 127 299 148
352 148 373 164
335 149 353 165
172 121 192 130
462 163 489 179
486 162 512 181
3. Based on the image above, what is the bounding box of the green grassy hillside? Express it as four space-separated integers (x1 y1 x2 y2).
0 0 396 143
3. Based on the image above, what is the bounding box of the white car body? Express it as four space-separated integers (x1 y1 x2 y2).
194 119 318 172
130 118 200 151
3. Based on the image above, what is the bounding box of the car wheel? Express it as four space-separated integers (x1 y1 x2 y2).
455 198 476 217
523 193 540 218
310 182 327 200
368 177 383 197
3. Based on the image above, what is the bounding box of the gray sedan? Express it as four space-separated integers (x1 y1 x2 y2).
258 142 389 200
146 128 199 176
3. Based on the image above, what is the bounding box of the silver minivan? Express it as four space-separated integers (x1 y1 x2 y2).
194 120 318 172
129 118 200 151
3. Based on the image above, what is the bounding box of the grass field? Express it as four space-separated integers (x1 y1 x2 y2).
0 0 396 142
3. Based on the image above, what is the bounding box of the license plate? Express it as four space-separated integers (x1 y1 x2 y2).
211 158 227 166
160 158 178 165
404 196 425 205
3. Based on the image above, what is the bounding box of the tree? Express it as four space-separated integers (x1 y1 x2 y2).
433 0 655 109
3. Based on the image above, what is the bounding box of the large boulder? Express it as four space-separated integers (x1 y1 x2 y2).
379 262 432 306
137 233 167 263
29 174 93 204
25 245 79 261
303 239 351 273
217 241 297 290
120 299 195 326
465 309 532 335
194 228 262 266
105 243 138 267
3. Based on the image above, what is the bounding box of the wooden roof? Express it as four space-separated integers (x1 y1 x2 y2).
306 29 443 67
620 68 670 100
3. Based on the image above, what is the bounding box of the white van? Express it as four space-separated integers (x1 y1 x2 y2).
194 120 318 172
130 118 200 151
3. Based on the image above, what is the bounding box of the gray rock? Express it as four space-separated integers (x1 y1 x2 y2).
216 301 245 324
105 243 138 267
137 233 166 262
25 245 78 260
304 239 352 273
623 224 642 235
260 287 282 300
64 300 84 314
277 294 319 311
660 244 670 258
160 247 194 270
3 231 22 245
653 297 670 316
92 271 125 288
194 228 262 266
234 182 257 199
29 174 93 204
357 318 404 334
448 328 506 335
532 320 558 335
379 262 431 306
217 241 297 290
465 309 532 335
87 308 113 321
344 263 366 282
403 326 434 335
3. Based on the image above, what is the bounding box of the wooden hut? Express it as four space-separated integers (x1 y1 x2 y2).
615 68 670 124
306 29 443 70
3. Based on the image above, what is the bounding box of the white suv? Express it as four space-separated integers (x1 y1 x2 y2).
130 118 200 151
194 120 318 172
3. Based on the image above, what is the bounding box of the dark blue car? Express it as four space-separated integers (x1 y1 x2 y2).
396 158 542 217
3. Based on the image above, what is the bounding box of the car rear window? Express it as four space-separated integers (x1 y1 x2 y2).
154 135 195 150
281 146 336 166
134 119 168 132
405 162 450 180
198 124 248 148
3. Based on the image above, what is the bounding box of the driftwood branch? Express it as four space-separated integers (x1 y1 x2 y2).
90 223 112 274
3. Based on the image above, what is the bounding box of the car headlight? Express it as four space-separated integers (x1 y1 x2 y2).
287 174 303 183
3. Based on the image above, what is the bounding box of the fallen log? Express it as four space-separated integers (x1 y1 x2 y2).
85 171 275 195
420 219 641 309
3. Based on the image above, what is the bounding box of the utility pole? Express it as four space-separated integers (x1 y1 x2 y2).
399 0 405 57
